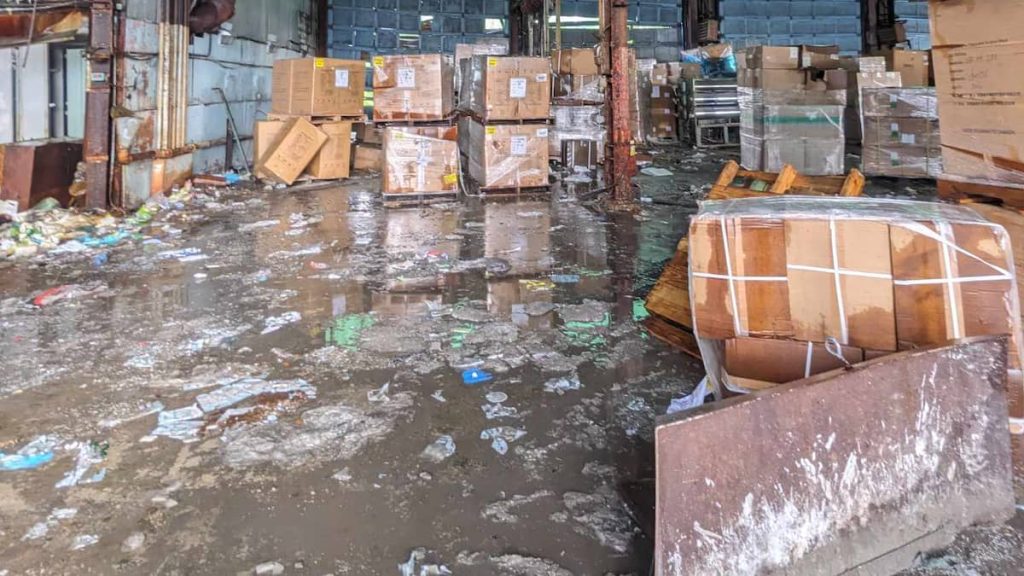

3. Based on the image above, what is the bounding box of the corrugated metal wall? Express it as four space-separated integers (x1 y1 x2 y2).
894 0 930 49
327 0 683 62
718 0 862 53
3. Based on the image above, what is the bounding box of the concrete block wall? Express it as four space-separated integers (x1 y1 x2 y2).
719 0 862 53
894 0 930 49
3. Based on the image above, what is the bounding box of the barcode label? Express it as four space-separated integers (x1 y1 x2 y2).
509 77 527 98
335 69 349 88
397 68 415 88
511 136 528 155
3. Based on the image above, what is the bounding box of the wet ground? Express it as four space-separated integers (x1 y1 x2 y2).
0 145 1020 575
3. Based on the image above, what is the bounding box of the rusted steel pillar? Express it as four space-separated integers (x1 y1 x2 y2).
83 1 114 209
606 0 635 207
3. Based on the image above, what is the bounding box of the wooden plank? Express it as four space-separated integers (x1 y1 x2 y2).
643 315 701 359
644 238 691 328
938 177 1024 208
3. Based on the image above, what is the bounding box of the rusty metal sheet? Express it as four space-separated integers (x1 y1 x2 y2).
655 337 1015 576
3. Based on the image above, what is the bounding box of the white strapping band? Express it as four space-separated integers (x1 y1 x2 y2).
937 221 962 340
692 272 788 282
720 218 743 336
787 264 892 280
804 341 814 379
829 219 849 344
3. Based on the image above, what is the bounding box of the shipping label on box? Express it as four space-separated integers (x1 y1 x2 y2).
373 55 455 121
382 126 459 193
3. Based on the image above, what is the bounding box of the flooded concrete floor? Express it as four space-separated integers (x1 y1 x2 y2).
0 145 1020 575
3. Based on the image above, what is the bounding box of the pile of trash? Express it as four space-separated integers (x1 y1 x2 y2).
0 181 204 260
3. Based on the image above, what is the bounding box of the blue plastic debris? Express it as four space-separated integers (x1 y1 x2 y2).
224 172 242 185
92 252 109 267
462 369 493 385
550 274 581 284
0 451 54 471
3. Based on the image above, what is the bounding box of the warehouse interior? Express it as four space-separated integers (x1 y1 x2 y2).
1 1 1023 574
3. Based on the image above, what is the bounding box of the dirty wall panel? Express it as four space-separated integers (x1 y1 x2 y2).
894 0 930 49
719 0 861 53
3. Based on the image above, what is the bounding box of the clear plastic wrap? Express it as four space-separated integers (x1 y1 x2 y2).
739 88 845 174
764 138 845 175
372 54 455 121
552 74 605 104
459 55 550 121
688 196 1024 396
860 87 938 119
464 119 549 189
862 117 940 148
382 126 460 193
454 40 509 92
550 105 606 159
861 144 943 179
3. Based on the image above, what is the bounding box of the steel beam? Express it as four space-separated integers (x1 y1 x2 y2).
655 337 1016 576
605 0 635 207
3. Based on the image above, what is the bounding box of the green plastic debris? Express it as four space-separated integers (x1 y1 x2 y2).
325 313 375 349
32 198 61 212
450 324 476 350
561 312 611 349
632 299 650 322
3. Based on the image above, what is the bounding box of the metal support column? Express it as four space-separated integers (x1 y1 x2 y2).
84 1 114 209
605 0 635 207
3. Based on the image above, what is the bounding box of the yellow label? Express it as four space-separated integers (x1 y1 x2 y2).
443 173 458 185
485 126 497 135
393 131 405 140
373 56 384 67
630 144 637 156
315 58 325 68
487 57 498 67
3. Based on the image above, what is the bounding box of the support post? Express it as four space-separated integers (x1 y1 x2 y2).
84 1 114 209
605 0 635 207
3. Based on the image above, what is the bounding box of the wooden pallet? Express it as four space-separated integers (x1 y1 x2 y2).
463 112 553 126
709 160 864 200
371 114 460 128
937 176 1024 209
471 182 552 199
266 113 365 125
382 191 459 208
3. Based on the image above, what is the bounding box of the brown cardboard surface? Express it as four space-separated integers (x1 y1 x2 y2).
785 219 897 350
862 144 943 179
372 54 455 121
860 87 939 118
352 144 382 171
889 50 931 87
862 117 940 148
552 48 599 75
689 218 793 340
454 39 508 89
271 58 365 117
354 122 383 145
800 45 841 70
754 69 807 90
306 121 353 180
933 45 1024 184
552 73 603 102
466 120 549 189
763 105 844 139
259 118 328 185
466 56 551 121
724 338 864 384
928 0 1024 48
254 120 287 179
382 126 459 194
747 46 800 70
651 63 669 86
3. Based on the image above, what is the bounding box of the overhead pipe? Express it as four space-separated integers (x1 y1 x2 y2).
189 0 235 35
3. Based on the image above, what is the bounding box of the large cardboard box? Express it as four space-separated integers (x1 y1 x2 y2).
381 126 459 194
454 39 508 90
354 122 383 145
887 49 931 87
932 45 1024 184
724 338 865 387
352 144 382 171
929 0 1024 48
764 138 845 175
860 87 938 118
552 48 599 75
464 56 551 121
800 45 840 70
862 144 943 179
466 120 549 189
747 46 800 70
552 74 603 103
306 121 353 180
259 118 328 185
763 105 844 139
753 69 807 90
862 117 940 148
254 120 287 179
372 54 455 122
271 58 365 117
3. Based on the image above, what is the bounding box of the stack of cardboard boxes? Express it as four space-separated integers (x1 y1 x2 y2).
459 56 551 191
738 45 847 176
860 87 941 178
929 0 1024 186
647 62 682 141
549 48 605 170
372 54 460 198
255 57 366 185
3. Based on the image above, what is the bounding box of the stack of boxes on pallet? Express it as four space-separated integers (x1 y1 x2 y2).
373 54 460 201
930 1 1024 187
738 45 847 176
550 48 606 172
255 58 366 184
646 62 685 142
458 55 551 193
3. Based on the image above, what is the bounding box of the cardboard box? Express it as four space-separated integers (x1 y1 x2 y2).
464 56 551 121
561 139 600 172
888 50 932 87
258 118 328 185
764 137 845 176
306 121 353 180
724 338 865 385
800 45 841 70
372 54 455 122
929 0 1024 48
454 39 508 89
465 120 549 189
856 56 888 74
354 122 383 145
763 105 845 140
860 87 938 118
747 46 800 70
352 144 382 171
651 63 669 86
650 110 677 139
552 48 599 75
753 69 807 90
382 126 459 194
254 120 287 179
933 45 1024 184
271 58 365 117
863 116 939 147
824 69 851 91
862 144 943 179
550 105 605 159
552 73 604 103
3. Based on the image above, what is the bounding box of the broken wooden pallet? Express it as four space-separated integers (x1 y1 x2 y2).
937 176 1024 209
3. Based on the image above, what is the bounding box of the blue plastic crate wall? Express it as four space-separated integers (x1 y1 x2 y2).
719 0 862 53
894 0 930 49
557 0 683 62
